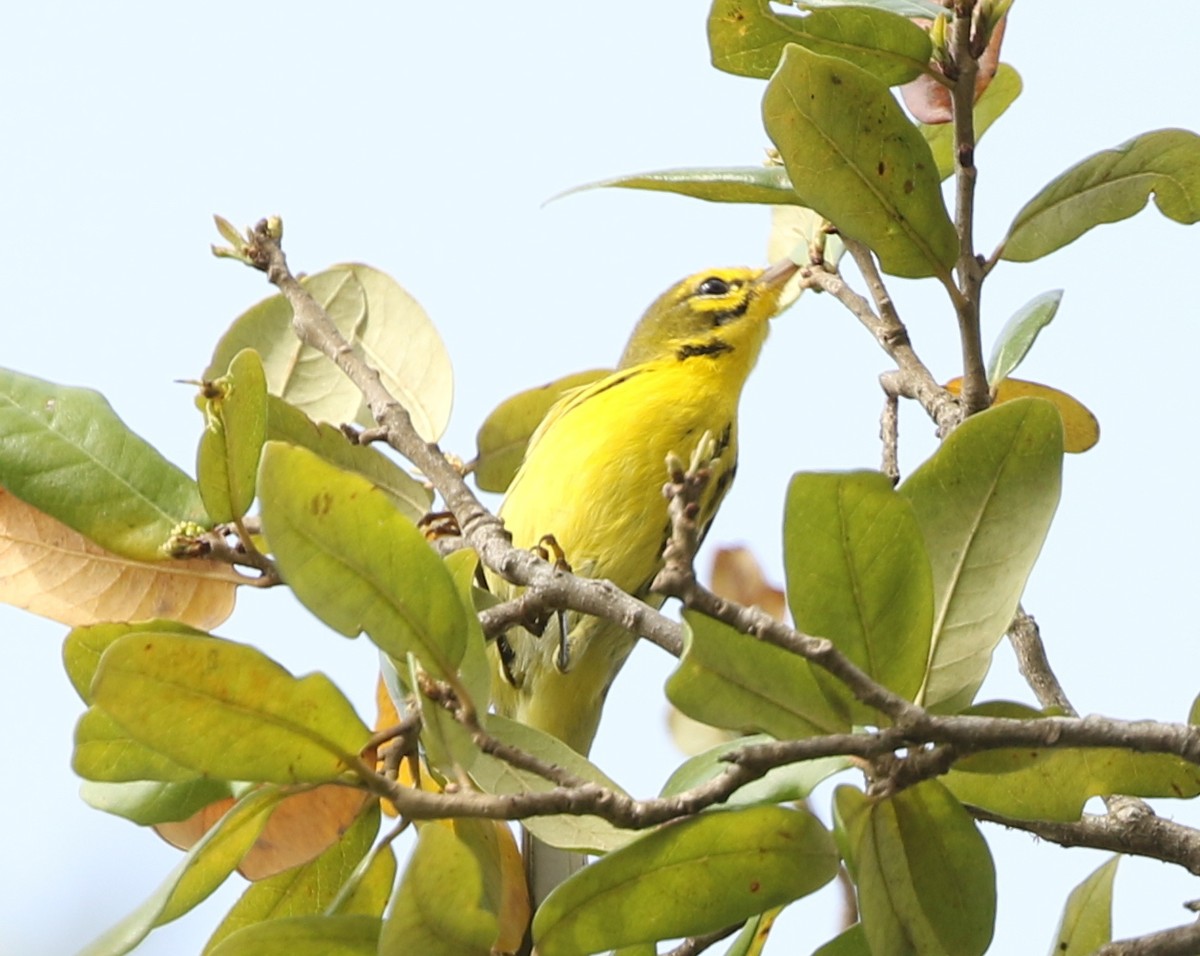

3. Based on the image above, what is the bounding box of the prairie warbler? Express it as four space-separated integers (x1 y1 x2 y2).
489 258 798 756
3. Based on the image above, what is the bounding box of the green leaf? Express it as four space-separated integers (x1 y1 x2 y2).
380 823 499 956
258 442 469 679
666 611 848 740
79 779 234 826
708 0 932 85
559 166 800 207
812 923 871 956
204 803 381 953
1047 857 1119 956
921 63 1023 181
74 706 204 782
533 806 838 956
804 0 944 15
208 915 381 956
660 734 849 809
1001 128 1200 262
332 839 398 918
80 788 284 956
197 348 268 523
763 44 958 279
473 369 609 493
986 289 1063 386
443 548 493 710
0 368 207 559
266 396 432 522
943 699 1200 820
899 399 1063 712
470 715 635 854
840 781 996 956
1190 693 1200 725
91 631 370 783
63 619 205 702
207 264 453 441
783 470 933 722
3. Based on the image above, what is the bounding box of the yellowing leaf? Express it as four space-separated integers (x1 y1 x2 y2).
945 378 1099 453
0 490 238 628
91 632 371 784
380 822 500 956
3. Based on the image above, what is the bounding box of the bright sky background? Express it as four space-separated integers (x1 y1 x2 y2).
3 3 1199 954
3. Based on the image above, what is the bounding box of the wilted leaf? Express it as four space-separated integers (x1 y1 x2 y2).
0 490 238 628
557 166 799 207
208 915 380 956
207 264 453 441
474 369 609 493
921 63 1023 180
197 348 268 524
1001 129 1200 262
80 788 284 956
763 44 958 278
258 442 469 679
532 806 837 956
945 378 1099 454
0 368 207 559
1047 857 1119 956
784 471 933 722
666 611 847 740
837 781 996 956
203 803 381 952
266 396 431 522
91 631 371 784
708 0 932 85
900 399 1063 712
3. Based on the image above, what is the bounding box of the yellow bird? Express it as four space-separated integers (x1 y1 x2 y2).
489 258 799 757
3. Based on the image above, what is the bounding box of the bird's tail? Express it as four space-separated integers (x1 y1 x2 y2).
523 827 587 907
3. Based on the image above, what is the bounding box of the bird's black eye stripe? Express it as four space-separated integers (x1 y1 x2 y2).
697 276 731 297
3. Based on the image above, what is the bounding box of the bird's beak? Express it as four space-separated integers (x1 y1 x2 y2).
756 257 801 289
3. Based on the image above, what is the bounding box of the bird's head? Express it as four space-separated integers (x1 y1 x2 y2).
618 259 800 369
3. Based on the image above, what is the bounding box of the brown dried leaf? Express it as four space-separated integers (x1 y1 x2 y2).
900 16 1007 125
156 784 373 881
0 489 239 628
710 546 787 621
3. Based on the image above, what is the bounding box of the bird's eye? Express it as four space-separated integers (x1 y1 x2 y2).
697 276 730 297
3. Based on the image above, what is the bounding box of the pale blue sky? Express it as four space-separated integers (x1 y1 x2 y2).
3 3 1199 953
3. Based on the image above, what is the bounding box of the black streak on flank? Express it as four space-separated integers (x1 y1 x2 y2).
714 421 733 457
677 339 734 361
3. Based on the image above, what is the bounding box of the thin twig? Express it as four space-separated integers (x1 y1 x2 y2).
971 805 1200 878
